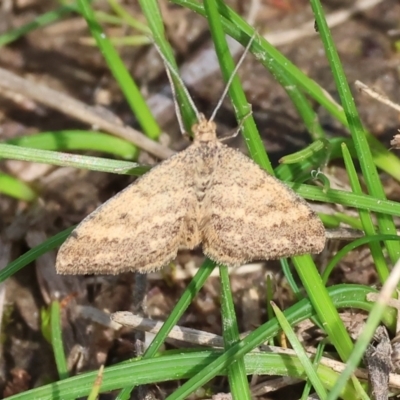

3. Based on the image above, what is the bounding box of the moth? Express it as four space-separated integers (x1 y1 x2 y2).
56 38 325 275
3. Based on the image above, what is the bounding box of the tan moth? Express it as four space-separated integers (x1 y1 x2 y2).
56 38 326 275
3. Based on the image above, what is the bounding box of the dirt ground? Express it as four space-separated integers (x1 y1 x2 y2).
1 0 400 398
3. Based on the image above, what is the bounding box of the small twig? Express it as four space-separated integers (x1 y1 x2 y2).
366 293 400 311
355 80 400 113
325 228 364 240
355 80 400 149
0 67 174 160
252 376 303 396
111 311 225 347
132 273 147 357
263 0 384 47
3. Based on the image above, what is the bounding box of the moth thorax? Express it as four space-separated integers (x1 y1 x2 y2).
193 168 211 202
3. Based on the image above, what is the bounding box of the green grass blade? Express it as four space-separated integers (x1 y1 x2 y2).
301 342 325 399
272 302 327 399
107 0 150 32
5 349 362 400
219 265 251 399
0 144 147 176
293 255 353 362
50 301 69 380
0 173 36 201
78 0 161 139
293 183 400 217
6 131 138 160
341 143 390 282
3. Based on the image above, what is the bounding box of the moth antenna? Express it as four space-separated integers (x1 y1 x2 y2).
153 42 202 133
209 33 257 123
164 66 186 135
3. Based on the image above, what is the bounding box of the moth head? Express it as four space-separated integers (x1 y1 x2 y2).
192 113 217 143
